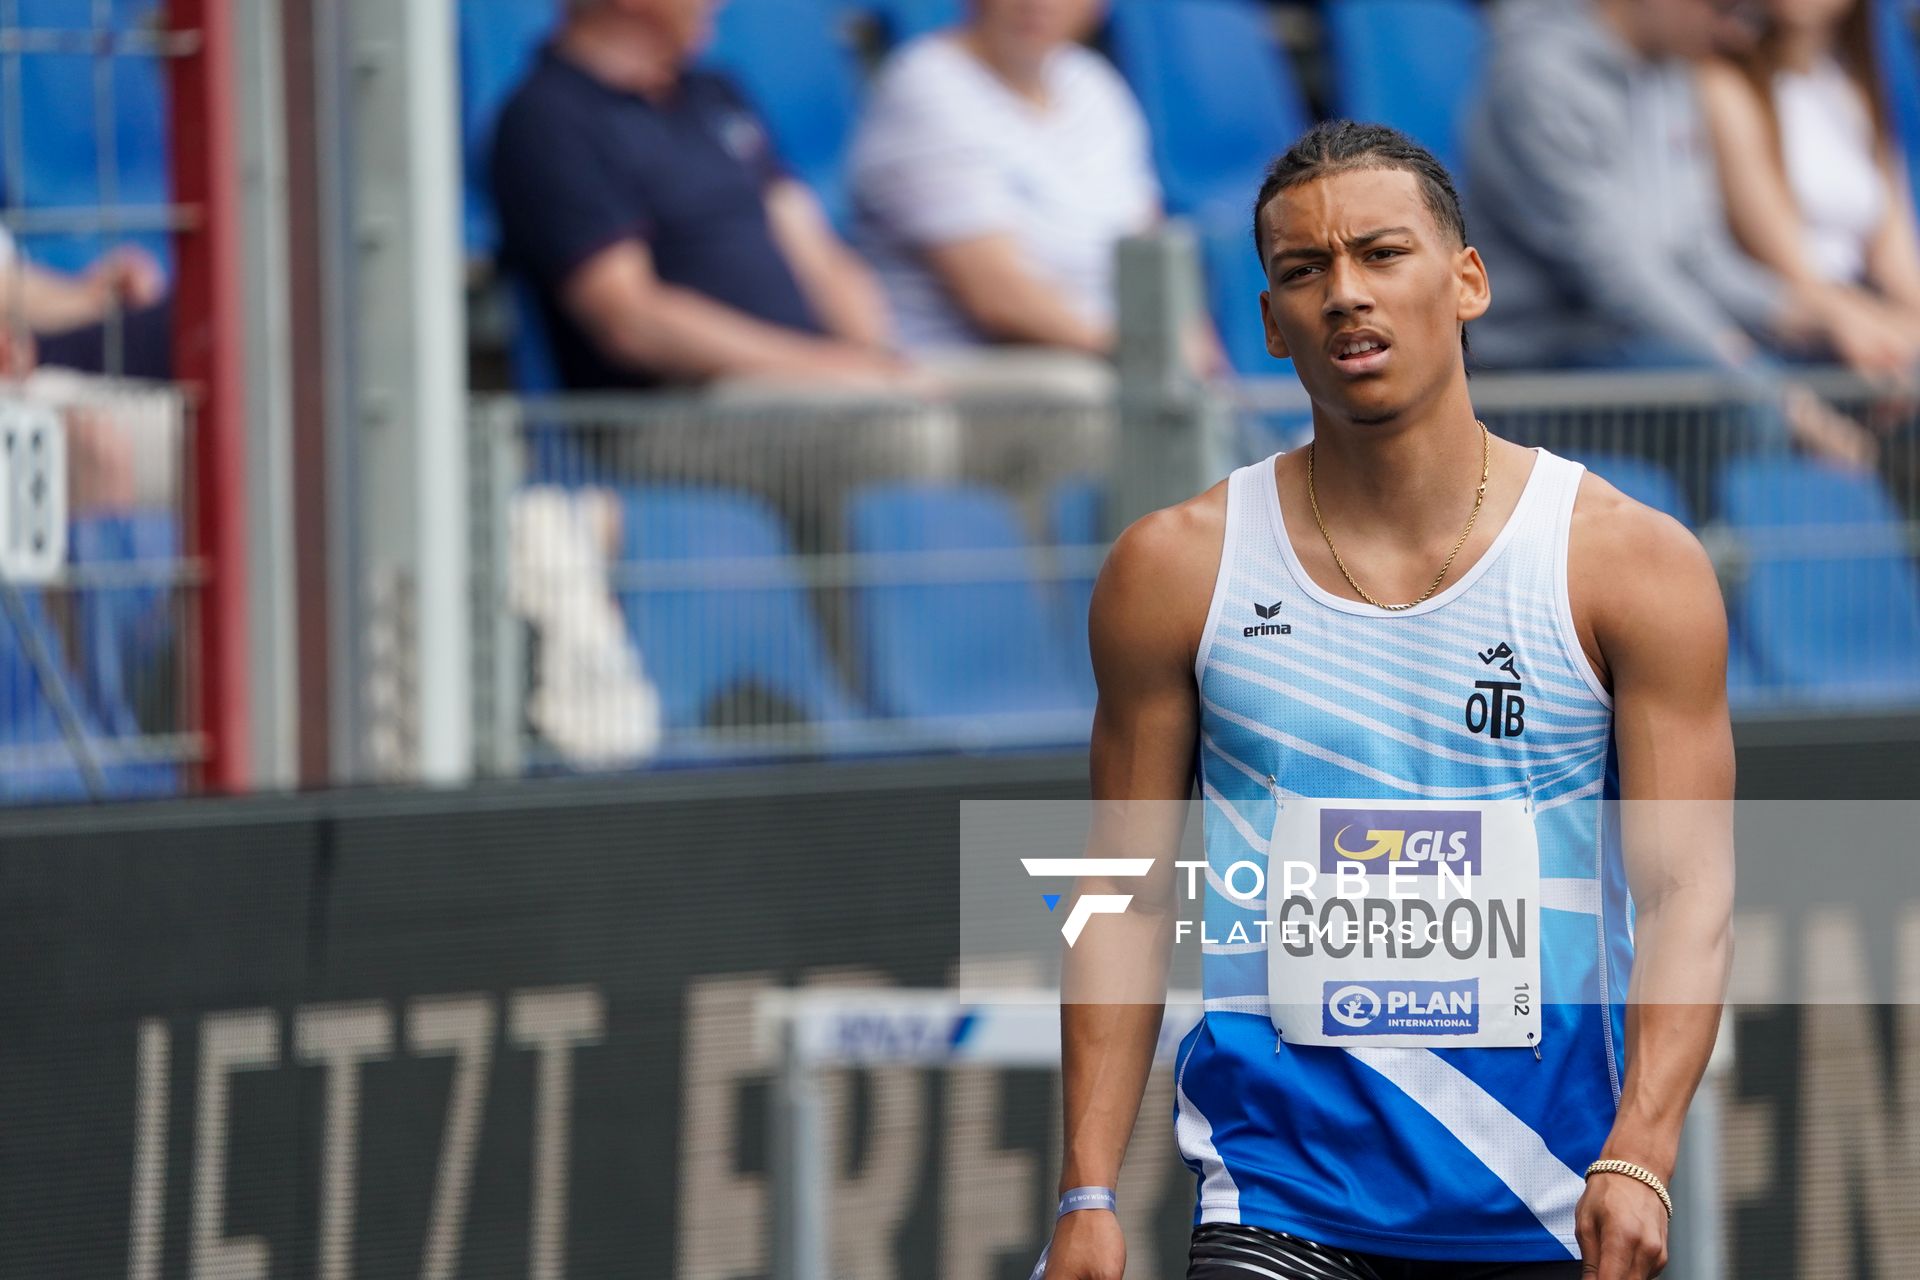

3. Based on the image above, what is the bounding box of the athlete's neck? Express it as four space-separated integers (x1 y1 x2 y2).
1302 394 1505 554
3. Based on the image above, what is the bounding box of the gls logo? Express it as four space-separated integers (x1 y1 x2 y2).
1245 600 1291 638
1020 857 1154 944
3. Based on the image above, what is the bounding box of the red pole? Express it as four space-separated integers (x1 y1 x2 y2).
168 0 249 791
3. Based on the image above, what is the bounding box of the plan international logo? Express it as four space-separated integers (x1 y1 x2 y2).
1323 978 1480 1035
1320 808 1482 875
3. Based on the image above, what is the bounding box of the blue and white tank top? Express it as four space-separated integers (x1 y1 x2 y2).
1174 447 1629 1261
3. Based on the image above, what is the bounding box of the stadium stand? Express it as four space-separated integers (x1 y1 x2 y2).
615 484 861 733
0 555 177 802
1106 0 1312 233
847 482 1091 735
443 0 1920 762
1322 0 1487 179
6 0 172 274
508 276 562 396
1876 0 1920 211
459 0 559 257
1717 455 1920 705
1048 475 1102 705
704 0 867 232
1201 223 1278 375
872 0 962 45
1561 452 1694 527
68 509 179 762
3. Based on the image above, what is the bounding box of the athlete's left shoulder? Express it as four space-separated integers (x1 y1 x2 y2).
1564 466 1728 693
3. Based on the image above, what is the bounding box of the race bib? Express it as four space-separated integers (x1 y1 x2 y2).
1264 797 1542 1049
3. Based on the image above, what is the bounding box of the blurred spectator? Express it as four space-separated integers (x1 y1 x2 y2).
1698 0 1920 380
1462 0 1877 463
488 0 905 390
486 0 940 767
848 0 1223 377
0 224 179 514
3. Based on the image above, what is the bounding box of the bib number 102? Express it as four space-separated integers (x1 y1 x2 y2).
0 401 66 585
1513 982 1532 1018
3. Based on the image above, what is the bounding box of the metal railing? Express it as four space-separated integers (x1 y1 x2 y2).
470 388 1116 773
468 365 1920 775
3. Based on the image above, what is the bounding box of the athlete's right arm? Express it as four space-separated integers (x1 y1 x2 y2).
1047 487 1226 1280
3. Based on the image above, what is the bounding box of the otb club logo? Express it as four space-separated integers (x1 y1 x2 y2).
1468 640 1524 738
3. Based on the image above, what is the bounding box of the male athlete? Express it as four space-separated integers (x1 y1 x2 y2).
1042 123 1735 1280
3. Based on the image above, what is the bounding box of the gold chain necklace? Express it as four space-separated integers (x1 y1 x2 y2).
1307 420 1491 612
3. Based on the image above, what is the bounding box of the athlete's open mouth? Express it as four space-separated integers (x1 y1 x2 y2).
1329 331 1392 371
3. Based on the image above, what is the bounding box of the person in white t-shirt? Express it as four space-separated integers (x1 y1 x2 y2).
1698 0 1920 380
850 0 1220 375
0 223 178 511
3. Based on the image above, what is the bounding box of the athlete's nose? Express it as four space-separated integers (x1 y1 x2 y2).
1322 253 1374 319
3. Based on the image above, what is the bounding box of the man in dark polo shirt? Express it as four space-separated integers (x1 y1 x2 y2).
490 0 905 390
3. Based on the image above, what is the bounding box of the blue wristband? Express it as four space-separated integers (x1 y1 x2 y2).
1027 1187 1117 1280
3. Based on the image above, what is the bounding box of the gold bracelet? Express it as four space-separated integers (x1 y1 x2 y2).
1584 1159 1673 1220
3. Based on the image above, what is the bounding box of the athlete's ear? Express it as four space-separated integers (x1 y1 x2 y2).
1455 244 1491 326
1261 288 1291 360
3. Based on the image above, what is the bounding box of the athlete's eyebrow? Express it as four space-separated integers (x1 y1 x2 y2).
1267 226 1419 270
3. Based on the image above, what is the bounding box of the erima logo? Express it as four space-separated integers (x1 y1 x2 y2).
1245 600 1291 638
1020 857 1153 945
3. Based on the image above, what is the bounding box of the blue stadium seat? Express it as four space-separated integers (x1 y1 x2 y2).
7 0 171 274
69 510 179 764
1201 223 1279 375
616 485 860 731
459 0 562 256
1875 0 1920 213
872 0 962 44
1323 0 1488 179
508 275 562 397
848 483 1092 737
1562 453 1693 526
705 0 865 230
0 567 176 803
0 587 106 801
1050 476 1103 704
1107 0 1312 231
1717 456 1920 704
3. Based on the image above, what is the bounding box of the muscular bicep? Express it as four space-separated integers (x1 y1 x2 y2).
1592 504 1735 911
1087 510 1211 804
1082 498 1222 908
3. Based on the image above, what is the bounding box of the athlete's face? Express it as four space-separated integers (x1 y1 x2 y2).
1256 168 1488 427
